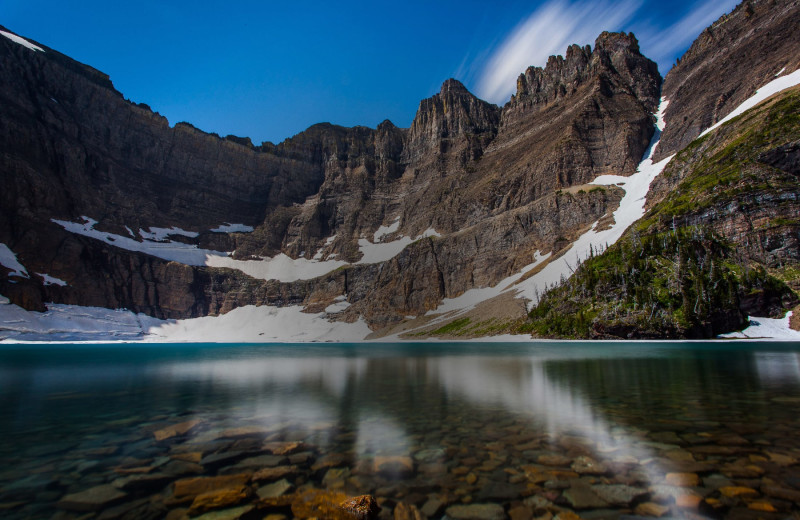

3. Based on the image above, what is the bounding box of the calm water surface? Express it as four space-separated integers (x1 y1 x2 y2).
1 341 800 519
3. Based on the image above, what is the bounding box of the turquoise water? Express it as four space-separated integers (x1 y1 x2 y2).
1 341 799 519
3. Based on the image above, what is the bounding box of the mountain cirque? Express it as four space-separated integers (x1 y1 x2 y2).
1 0 799 339
0 28 656 330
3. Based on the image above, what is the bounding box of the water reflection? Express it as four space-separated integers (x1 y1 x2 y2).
0 342 799 519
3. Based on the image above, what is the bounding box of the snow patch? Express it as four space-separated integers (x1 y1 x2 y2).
776 67 787 77
0 243 29 279
210 223 254 233
0 30 44 52
373 217 401 242
139 226 198 241
357 228 440 265
719 312 800 340
701 68 800 137
205 254 347 283
325 299 351 313
37 273 68 287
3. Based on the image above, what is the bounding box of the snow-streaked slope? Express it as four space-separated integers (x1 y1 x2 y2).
719 312 800 340
420 99 673 322
0 30 44 52
54 216 440 281
52 217 347 282
701 68 800 137
0 243 29 278
426 251 551 319
515 101 673 303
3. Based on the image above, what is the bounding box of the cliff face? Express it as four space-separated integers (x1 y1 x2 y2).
655 0 800 160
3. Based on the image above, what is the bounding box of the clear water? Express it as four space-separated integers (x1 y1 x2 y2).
1 341 799 519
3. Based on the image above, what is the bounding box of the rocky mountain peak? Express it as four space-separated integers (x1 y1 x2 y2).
404 78 500 162
507 31 660 121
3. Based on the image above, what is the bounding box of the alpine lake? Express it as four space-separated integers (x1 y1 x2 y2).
1 341 800 520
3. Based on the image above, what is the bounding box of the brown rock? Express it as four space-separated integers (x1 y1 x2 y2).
56 484 128 512
747 501 777 513
153 419 202 441
509 505 534 520
720 486 758 498
192 504 255 520
664 473 699 487
537 455 570 467
393 501 423 520
252 465 299 482
570 456 607 475
635 502 670 517
553 512 580 520
187 486 252 515
373 456 414 477
291 489 380 520
264 441 307 455
761 484 800 503
256 478 293 499
172 474 251 503
172 451 203 463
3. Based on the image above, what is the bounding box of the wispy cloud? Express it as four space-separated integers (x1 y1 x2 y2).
473 0 740 105
475 0 643 104
635 0 739 69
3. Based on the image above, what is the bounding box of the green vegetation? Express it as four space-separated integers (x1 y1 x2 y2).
522 227 792 338
430 317 472 335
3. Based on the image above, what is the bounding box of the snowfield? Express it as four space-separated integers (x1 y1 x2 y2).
720 312 800 340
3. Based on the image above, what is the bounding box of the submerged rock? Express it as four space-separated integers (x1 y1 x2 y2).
56 484 127 512
445 503 506 520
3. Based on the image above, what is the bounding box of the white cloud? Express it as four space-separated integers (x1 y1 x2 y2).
475 0 643 104
473 0 740 105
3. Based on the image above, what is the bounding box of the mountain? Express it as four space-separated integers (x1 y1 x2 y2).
0 0 799 341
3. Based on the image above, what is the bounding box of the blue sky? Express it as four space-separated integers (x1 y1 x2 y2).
2 0 738 144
